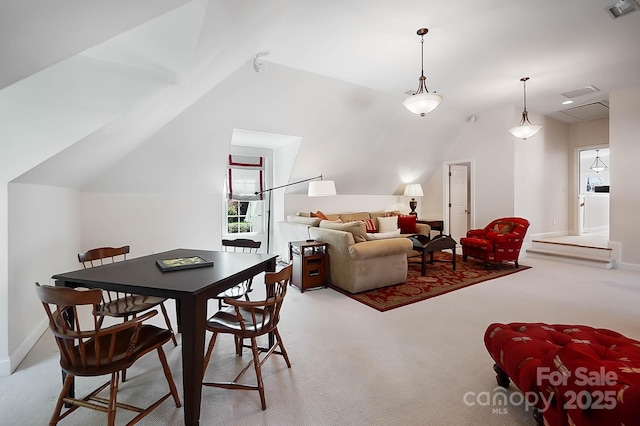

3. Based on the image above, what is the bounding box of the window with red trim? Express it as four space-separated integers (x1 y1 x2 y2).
226 155 265 234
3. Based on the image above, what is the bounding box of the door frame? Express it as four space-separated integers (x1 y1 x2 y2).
443 158 475 237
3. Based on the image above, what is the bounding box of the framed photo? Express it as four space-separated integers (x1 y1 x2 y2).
156 256 214 272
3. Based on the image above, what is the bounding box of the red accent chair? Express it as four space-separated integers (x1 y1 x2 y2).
460 217 529 268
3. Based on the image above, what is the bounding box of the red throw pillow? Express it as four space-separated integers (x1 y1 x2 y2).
398 214 418 234
364 218 377 233
347 219 378 233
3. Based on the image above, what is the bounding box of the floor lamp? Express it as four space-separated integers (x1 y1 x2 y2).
255 175 336 253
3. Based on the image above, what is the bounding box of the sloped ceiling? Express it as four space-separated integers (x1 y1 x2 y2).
3 0 640 190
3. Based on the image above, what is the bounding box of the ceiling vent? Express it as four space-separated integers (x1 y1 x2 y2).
606 0 640 18
561 85 600 99
558 101 609 121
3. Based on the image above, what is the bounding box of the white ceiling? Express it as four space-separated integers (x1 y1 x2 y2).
2 0 639 118
2 0 640 183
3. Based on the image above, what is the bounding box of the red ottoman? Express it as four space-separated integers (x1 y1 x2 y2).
484 322 640 426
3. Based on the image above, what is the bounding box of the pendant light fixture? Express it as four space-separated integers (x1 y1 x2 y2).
402 28 442 116
508 77 543 140
590 149 608 173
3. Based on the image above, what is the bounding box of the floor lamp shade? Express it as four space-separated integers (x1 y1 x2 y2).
308 180 337 197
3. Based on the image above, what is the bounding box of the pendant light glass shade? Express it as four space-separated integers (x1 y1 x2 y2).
403 28 442 116
508 77 543 140
590 150 608 173
508 114 543 139
402 92 443 116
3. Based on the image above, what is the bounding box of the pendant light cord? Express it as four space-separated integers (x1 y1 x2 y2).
523 79 528 113
420 34 425 79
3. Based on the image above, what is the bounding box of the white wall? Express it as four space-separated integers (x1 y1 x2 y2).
609 86 640 267
284 194 413 219
432 106 517 229
424 106 570 240
5 183 80 374
80 193 220 257
514 114 570 237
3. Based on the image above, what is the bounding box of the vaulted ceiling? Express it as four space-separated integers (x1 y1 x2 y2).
2 0 640 190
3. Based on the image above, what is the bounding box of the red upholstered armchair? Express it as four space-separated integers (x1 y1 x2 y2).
460 217 529 268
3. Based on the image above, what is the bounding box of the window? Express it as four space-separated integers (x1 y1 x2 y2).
226 155 265 234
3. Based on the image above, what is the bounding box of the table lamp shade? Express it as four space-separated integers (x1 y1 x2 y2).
404 184 424 197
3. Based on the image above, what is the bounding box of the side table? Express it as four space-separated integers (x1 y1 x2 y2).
289 240 328 292
417 219 444 236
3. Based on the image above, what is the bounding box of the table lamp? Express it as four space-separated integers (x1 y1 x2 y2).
404 183 424 216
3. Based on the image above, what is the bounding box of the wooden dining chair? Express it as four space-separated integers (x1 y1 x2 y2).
213 239 262 309
202 263 292 410
35 282 181 425
78 246 177 349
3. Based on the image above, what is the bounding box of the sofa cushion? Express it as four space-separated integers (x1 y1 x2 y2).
398 214 418 234
339 212 371 223
287 215 322 226
320 219 367 243
365 229 401 240
377 215 399 233
348 238 413 260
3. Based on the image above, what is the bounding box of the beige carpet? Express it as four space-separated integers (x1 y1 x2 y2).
2 256 640 425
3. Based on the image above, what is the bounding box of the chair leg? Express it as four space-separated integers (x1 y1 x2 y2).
249 337 266 410
157 346 182 407
50 373 74 425
159 302 178 346
107 372 119 426
235 336 243 356
203 332 218 372
273 328 292 368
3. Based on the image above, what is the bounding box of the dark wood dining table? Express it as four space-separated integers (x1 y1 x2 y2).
52 248 278 426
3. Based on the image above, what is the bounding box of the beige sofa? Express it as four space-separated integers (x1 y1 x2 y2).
279 212 431 293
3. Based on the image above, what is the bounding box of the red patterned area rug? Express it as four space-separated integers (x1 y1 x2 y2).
331 252 531 312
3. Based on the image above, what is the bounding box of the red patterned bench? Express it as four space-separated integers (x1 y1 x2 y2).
484 322 640 425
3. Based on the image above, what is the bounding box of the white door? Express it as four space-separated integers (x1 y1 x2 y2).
449 164 469 243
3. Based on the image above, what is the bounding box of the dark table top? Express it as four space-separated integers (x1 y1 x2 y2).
53 248 278 297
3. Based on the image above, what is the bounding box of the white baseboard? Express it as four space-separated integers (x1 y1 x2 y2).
608 241 640 271
0 318 48 377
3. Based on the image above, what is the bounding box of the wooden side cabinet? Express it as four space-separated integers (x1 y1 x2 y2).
417 219 444 236
288 240 328 293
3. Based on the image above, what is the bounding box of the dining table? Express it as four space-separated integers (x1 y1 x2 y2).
52 248 278 426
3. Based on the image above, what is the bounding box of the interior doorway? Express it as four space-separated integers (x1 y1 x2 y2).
576 147 610 240
444 160 473 244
